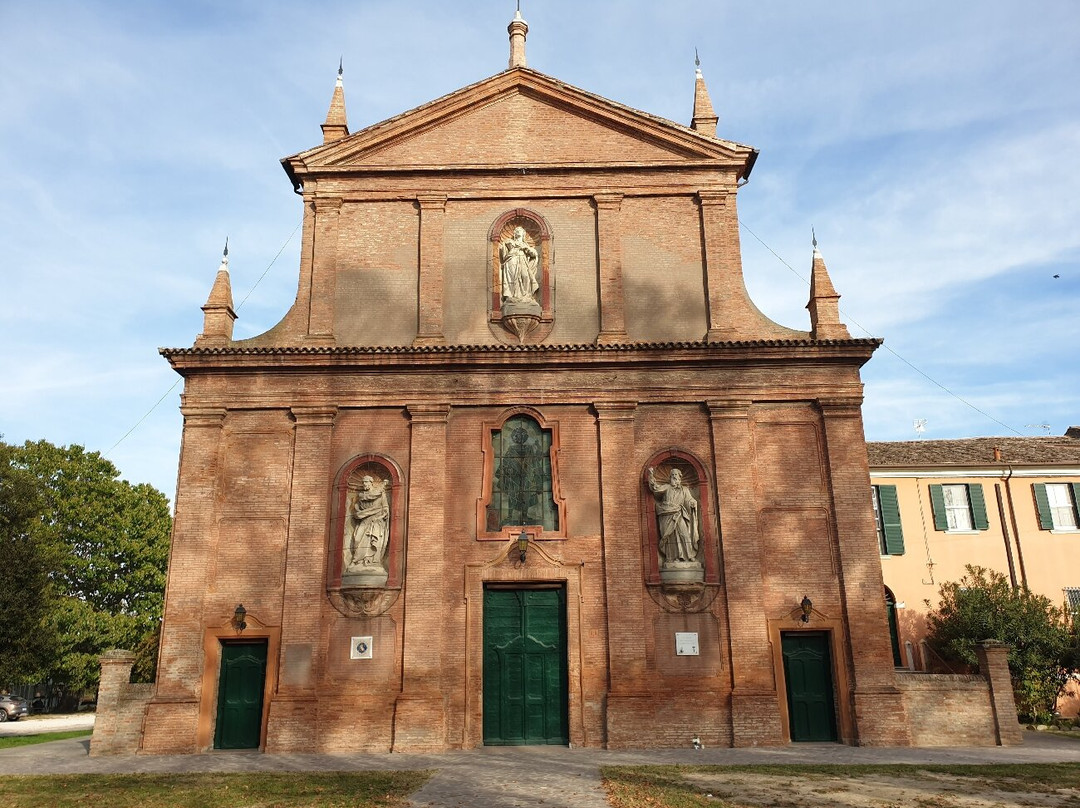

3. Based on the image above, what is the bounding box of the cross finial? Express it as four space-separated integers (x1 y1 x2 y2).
812 227 818 249
695 47 700 68
223 236 229 258
338 56 343 78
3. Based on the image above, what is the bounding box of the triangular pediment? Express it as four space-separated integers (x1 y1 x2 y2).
286 68 755 175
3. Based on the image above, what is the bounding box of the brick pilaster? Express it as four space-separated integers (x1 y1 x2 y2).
155 403 225 700
393 402 451 751
707 400 783 746
594 193 628 344
820 397 910 745
265 405 336 749
698 190 754 342
414 194 448 345
976 641 1023 745
90 650 136 756
306 197 342 344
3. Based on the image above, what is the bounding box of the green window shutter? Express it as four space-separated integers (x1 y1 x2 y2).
878 485 905 555
1033 484 1053 530
929 484 948 531
1072 484 1080 524
969 484 989 530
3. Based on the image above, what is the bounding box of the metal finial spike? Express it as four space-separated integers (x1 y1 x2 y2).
338 57 343 77
223 237 229 258
517 0 521 11
812 227 817 249
695 47 700 68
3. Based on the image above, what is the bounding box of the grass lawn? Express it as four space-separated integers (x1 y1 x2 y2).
0 771 432 808
601 763 1080 808
0 731 93 750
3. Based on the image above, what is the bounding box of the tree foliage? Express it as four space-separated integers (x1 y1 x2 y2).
0 442 60 685
3 440 171 691
926 564 1079 722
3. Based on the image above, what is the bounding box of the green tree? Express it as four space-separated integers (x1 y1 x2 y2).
0 442 61 685
926 564 1076 722
9 440 172 692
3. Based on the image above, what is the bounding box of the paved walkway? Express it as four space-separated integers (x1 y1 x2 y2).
1 731 1078 807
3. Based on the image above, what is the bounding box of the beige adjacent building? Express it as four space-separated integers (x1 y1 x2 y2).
869 428 1080 715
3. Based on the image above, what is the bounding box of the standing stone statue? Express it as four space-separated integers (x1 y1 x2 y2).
648 467 701 567
499 226 539 304
345 475 391 573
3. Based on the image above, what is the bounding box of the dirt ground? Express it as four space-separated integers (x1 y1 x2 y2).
680 769 1080 808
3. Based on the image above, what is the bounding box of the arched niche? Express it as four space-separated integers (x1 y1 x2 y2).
488 208 555 344
641 449 721 587
327 454 405 598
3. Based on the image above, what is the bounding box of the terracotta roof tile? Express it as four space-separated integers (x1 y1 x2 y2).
868 435 1080 467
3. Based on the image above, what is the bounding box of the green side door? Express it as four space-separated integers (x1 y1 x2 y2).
781 632 837 742
483 587 568 745
214 640 268 749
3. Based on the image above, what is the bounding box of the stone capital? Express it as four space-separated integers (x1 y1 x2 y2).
593 192 624 211
416 193 448 211
180 405 227 428
706 400 753 419
289 405 338 426
592 401 637 421
407 403 451 424
313 196 344 213
696 189 732 207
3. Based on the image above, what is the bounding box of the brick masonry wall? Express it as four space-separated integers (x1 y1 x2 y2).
896 673 996 746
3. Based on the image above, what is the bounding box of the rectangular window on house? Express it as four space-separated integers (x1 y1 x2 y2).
872 484 904 555
929 483 989 532
1034 483 1080 531
942 484 973 530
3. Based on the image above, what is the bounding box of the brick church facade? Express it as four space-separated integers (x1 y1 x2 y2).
139 12 922 753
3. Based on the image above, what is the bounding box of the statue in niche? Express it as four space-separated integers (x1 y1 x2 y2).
343 474 391 583
648 467 703 578
499 226 540 307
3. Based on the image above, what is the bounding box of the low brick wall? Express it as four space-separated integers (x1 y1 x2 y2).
896 672 996 746
89 650 153 756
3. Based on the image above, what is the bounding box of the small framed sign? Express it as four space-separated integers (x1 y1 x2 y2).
350 636 373 660
675 632 699 656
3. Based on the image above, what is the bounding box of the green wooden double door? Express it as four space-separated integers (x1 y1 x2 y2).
781 631 837 742
214 640 267 749
483 587 569 745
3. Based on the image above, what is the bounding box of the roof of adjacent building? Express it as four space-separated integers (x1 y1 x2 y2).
868 431 1080 467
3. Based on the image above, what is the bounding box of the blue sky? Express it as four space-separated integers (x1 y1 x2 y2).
2 0 1078 501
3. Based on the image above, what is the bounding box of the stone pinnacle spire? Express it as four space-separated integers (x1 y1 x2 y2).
196 239 237 346
691 50 718 138
806 232 851 340
508 4 528 68
322 58 349 144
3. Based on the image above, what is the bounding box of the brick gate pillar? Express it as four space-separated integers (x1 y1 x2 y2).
593 401 649 745
142 403 226 753
976 641 1023 745
707 400 784 746
820 397 910 745
393 403 451 751
264 405 337 751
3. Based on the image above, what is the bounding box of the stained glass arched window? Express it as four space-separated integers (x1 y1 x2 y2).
488 414 559 532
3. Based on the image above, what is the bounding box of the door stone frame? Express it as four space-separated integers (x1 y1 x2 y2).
463 540 585 748
198 612 280 751
768 611 852 744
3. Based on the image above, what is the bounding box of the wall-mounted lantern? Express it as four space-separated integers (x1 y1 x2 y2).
517 530 529 563
233 603 248 633
800 596 813 623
